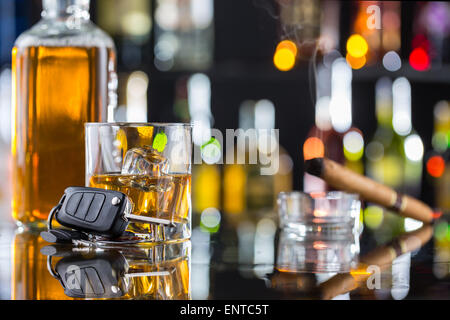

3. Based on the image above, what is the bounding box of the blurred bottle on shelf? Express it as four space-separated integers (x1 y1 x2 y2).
365 77 405 236
433 219 450 280
365 77 424 239
173 76 191 122
96 0 151 70
393 78 424 198
278 0 321 58
223 100 293 220
427 101 450 213
366 78 404 190
193 162 221 215
153 0 214 71
412 2 450 69
303 64 339 193
224 101 272 217
304 58 364 192
187 73 222 232
0 1 34 220
12 0 117 227
96 0 151 122
319 0 340 54
351 1 401 65
329 59 365 176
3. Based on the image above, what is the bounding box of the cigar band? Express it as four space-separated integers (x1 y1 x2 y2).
390 192 407 213
386 239 403 258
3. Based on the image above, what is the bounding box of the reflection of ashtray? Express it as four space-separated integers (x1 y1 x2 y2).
42 241 191 300
276 229 360 273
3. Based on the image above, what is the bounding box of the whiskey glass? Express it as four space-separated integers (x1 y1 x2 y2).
85 123 192 242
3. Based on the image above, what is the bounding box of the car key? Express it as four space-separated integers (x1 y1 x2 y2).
44 187 174 240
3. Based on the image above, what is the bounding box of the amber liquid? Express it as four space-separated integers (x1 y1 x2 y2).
12 231 71 300
12 46 114 225
123 256 191 300
89 173 191 234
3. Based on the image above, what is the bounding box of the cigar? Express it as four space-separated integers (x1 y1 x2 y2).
305 158 435 224
319 225 433 300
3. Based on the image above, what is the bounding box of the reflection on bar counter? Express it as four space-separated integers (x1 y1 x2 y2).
271 225 433 300
14 230 191 300
46 241 191 300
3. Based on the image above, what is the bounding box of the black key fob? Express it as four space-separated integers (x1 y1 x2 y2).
55 187 132 239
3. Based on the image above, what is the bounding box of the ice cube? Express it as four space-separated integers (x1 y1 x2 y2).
122 146 169 176
118 175 174 193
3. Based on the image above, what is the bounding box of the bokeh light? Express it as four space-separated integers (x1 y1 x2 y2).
364 206 384 230
346 34 368 58
343 131 364 161
303 137 325 161
274 48 296 72
427 155 446 178
346 53 366 70
434 221 448 241
330 58 353 133
200 207 222 233
409 47 430 71
404 134 424 162
392 77 412 136
276 40 298 56
201 137 222 164
383 51 402 72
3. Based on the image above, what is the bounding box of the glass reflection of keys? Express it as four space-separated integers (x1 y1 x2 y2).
42 241 191 300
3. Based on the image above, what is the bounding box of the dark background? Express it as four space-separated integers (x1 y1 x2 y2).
1 0 449 202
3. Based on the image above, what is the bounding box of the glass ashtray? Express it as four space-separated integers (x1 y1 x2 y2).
277 191 362 237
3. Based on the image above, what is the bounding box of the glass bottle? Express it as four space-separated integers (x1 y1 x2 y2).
366 77 403 189
365 77 424 240
303 64 343 193
304 60 364 192
12 0 117 227
393 77 424 199
223 100 293 216
364 77 405 236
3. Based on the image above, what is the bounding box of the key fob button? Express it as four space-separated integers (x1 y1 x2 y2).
75 193 95 220
86 193 106 222
66 192 83 216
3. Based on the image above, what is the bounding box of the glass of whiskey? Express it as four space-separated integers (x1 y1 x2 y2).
85 123 192 242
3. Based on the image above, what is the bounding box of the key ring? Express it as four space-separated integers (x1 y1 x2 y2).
47 193 67 231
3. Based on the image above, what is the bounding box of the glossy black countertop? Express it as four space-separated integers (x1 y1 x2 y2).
0 206 448 301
